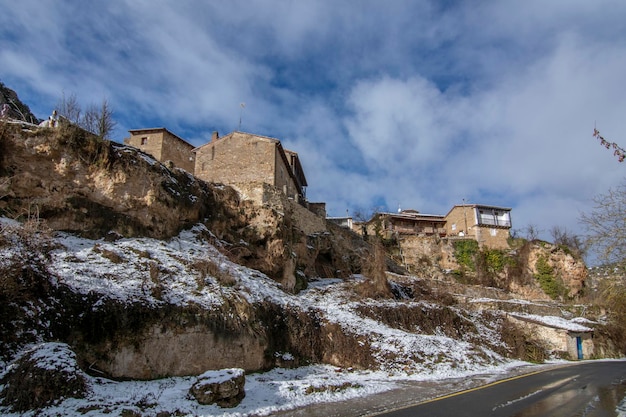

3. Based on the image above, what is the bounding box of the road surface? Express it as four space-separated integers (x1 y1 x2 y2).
379 361 626 417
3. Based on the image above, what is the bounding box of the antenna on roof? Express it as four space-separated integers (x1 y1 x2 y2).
238 103 245 131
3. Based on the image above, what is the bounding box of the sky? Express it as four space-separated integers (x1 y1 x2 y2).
2 0 626 247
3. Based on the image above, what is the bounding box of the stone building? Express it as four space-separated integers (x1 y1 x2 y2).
507 313 594 360
353 210 447 239
124 128 195 173
444 204 512 249
193 131 308 203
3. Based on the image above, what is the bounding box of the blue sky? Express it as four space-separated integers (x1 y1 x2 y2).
2 0 626 246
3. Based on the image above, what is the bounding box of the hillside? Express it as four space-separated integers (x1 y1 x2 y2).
0 118 622 415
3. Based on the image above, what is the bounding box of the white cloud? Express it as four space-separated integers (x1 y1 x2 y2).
2 0 626 247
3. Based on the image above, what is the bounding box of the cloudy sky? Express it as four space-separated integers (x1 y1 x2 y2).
2 0 626 247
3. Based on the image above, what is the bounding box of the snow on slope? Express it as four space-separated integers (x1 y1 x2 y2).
1 221 529 416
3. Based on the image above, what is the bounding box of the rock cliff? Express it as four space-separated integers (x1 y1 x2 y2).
0 118 609 387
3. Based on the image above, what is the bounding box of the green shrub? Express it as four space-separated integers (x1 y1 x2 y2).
453 240 479 272
484 249 508 273
534 255 566 299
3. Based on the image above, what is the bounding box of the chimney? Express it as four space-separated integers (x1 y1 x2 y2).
211 131 219 142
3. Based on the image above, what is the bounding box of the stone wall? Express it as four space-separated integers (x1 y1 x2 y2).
160 131 195 173
234 182 326 235
475 226 510 249
125 129 195 173
125 130 165 161
445 206 473 237
195 132 300 201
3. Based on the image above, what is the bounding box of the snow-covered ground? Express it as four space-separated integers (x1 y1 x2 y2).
0 219 591 416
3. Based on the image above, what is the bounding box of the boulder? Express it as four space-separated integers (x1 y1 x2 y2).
0 342 87 412
189 368 245 408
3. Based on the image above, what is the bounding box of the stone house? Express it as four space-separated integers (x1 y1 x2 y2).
444 204 512 249
507 313 594 360
359 210 447 239
124 128 195 173
193 131 308 203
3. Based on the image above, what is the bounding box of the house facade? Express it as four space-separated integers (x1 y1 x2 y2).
360 210 447 239
445 204 512 249
193 131 308 203
124 128 195 173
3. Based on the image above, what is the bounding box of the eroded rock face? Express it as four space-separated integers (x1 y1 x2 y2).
100 325 267 379
190 368 246 408
0 124 369 292
526 242 587 298
0 124 242 239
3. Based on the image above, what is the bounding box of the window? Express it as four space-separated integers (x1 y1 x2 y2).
141 137 148 145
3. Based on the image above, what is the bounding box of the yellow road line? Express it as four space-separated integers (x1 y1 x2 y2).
415 370 545 406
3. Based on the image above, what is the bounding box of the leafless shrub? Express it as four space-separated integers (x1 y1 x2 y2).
549 226 585 258
522 224 541 241
191 258 237 287
56 92 82 124
500 323 548 363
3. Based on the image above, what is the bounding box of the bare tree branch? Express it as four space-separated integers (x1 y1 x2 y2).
580 181 626 263
594 128 625 163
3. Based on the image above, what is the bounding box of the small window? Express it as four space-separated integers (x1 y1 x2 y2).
141 137 148 145
490 228 497 236
451 223 457 231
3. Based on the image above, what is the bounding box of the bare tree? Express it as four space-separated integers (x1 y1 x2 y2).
56 92 81 124
523 224 541 241
549 226 585 257
82 99 116 139
580 180 626 264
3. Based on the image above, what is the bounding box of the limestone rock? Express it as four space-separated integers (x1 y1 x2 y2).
189 368 245 407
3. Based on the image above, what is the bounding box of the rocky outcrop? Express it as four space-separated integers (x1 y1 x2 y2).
393 235 587 300
190 368 246 407
525 241 587 298
0 81 39 124
0 123 370 292
0 123 241 239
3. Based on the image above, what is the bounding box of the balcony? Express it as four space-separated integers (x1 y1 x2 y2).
478 214 511 228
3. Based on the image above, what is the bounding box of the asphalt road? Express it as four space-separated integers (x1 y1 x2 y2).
378 361 626 417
